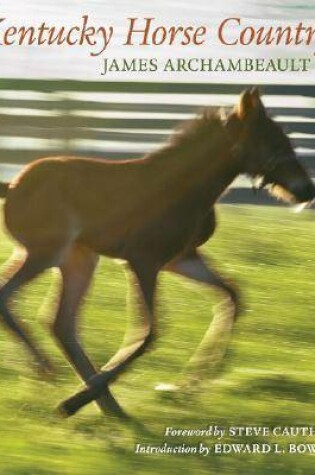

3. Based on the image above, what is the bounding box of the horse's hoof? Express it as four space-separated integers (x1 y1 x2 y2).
155 382 195 404
155 383 180 392
56 401 73 418
33 358 56 382
56 403 70 419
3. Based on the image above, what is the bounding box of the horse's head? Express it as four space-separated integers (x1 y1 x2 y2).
226 88 315 205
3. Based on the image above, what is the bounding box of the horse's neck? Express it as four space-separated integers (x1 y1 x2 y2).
149 137 242 208
204 153 242 200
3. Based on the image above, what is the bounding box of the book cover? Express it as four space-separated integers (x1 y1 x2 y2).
0 1 314 474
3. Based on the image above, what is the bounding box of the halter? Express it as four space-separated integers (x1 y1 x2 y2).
223 114 294 194
264 152 293 173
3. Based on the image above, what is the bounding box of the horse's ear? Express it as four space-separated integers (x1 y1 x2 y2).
236 89 252 119
236 87 263 120
251 86 263 108
251 86 260 99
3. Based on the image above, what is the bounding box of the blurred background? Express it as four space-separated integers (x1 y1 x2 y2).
0 0 314 195
0 1 314 475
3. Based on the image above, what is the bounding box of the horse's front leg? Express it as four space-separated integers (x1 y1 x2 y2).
166 250 241 383
58 258 158 417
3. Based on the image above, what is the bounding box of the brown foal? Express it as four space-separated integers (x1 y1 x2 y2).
0 88 314 418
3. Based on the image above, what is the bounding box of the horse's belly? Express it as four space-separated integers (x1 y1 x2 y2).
78 229 128 258
79 202 216 263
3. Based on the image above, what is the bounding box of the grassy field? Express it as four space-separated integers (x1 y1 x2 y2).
0 204 314 475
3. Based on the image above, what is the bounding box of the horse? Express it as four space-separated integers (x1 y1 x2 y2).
0 87 314 419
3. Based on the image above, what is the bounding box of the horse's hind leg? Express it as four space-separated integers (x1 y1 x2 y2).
58 259 158 417
53 244 126 418
0 250 55 374
166 250 240 382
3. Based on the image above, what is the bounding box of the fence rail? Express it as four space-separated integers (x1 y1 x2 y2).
0 80 314 202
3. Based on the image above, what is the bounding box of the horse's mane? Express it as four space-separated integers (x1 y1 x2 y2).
145 106 227 164
168 107 224 148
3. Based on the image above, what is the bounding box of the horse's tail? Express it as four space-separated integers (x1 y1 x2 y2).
0 182 9 198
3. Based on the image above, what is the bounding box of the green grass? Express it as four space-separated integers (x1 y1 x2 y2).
0 204 314 475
